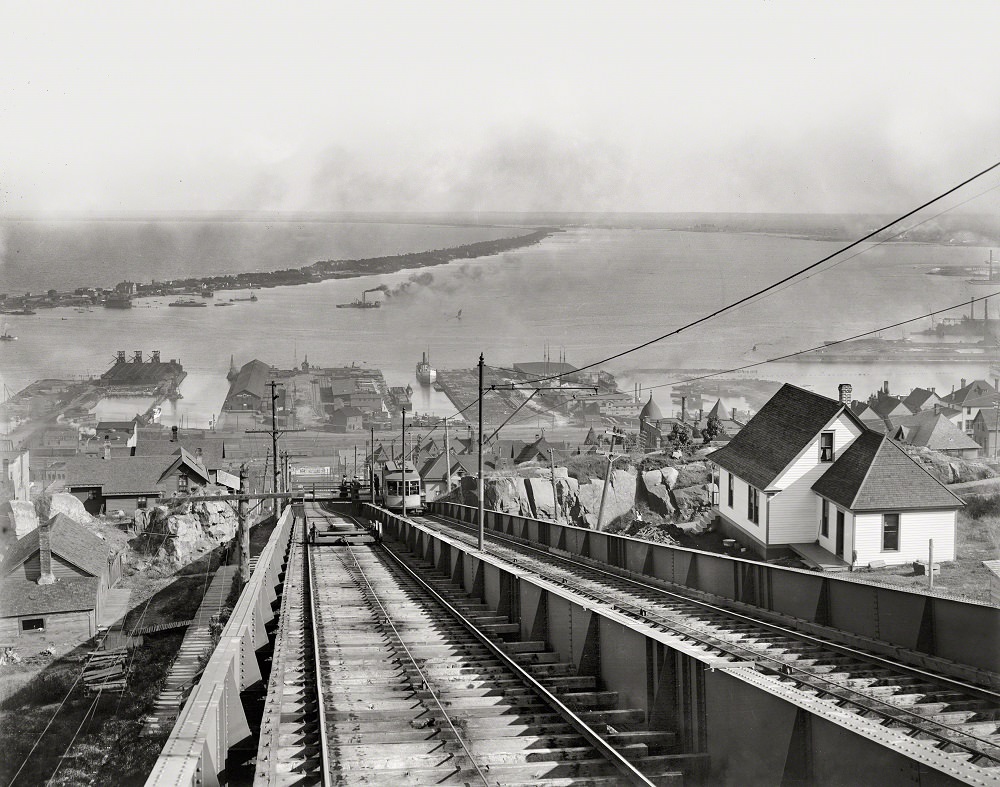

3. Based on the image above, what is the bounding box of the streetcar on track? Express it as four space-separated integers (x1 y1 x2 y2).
379 460 423 514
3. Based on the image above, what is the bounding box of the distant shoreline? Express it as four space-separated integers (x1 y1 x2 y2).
0 227 559 309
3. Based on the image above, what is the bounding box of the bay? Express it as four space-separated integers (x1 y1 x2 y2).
2 223 997 429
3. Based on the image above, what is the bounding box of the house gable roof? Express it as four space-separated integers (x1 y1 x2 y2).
893 413 980 452
2 514 112 578
226 359 272 401
63 455 175 495
0 577 100 617
944 379 997 406
708 384 860 490
901 388 943 412
707 399 730 420
811 432 963 512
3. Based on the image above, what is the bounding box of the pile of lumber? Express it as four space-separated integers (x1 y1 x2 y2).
83 648 129 693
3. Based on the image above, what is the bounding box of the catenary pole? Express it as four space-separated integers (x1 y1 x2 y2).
478 354 485 551
401 408 407 518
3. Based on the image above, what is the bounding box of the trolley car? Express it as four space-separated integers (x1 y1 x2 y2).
379 460 423 514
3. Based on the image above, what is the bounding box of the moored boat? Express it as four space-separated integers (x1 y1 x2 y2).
168 299 208 307
416 350 437 385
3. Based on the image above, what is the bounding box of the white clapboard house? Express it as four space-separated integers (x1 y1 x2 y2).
708 384 963 570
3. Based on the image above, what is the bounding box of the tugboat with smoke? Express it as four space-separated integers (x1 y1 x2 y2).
336 287 382 309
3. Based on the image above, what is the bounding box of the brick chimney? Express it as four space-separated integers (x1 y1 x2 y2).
883 380 889 395
961 378 967 389
171 425 178 442
680 396 687 423
103 438 111 460
838 383 853 405
37 518 56 585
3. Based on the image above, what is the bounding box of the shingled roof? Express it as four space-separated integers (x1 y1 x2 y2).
708 384 858 490
811 432 963 512
63 451 208 495
0 577 99 617
1 514 113 578
893 413 980 452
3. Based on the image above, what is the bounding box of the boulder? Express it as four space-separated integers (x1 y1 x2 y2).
675 461 711 488
640 470 674 516
136 492 240 567
660 466 680 489
672 484 712 520
46 493 95 524
7 499 39 538
523 477 556 519
574 468 636 529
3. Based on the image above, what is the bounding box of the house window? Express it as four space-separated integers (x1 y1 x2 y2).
20 618 44 632
882 513 900 551
727 472 734 508
819 432 835 462
747 487 760 524
177 475 189 492
821 500 829 538
136 496 148 510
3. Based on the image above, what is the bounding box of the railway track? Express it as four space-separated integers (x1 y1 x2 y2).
409 511 1000 780
260 504 692 785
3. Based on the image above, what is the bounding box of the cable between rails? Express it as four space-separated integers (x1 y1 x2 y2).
329 545 492 787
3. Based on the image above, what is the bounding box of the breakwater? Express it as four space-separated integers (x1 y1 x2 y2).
0 227 558 309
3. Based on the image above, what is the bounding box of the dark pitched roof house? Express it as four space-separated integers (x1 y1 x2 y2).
708 384 864 490
223 359 275 411
811 432 963 512
62 452 209 495
901 388 944 412
892 413 981 453
2 514 113 578
0 577 100 617
944 379 997 406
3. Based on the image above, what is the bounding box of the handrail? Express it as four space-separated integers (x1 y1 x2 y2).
145 506 296 787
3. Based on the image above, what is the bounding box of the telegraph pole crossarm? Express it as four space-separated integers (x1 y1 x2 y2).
246 380 305 513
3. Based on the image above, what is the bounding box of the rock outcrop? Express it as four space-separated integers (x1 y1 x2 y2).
47 492 95 525
452 459 715 532
136 489 239 567
6 500 39 538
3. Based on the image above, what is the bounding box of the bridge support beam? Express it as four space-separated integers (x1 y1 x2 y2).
370 506 976 787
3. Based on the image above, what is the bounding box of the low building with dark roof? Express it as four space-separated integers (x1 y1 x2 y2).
709 384 963 567
0 514 124 643
330 406 364 433
811 432 962 567
61 450 211 515
890 412 981 459
223 359 277 412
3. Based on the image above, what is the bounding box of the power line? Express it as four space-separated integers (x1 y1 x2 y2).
514 158 1000 385
489 289 1000 432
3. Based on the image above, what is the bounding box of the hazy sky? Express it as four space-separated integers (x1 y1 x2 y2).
2 1 998 214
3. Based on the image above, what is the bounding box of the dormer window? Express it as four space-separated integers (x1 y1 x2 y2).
819 432 834 462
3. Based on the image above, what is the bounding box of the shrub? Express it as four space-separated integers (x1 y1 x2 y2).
964 493 1000 520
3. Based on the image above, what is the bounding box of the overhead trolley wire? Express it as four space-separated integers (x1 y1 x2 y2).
486 289 1000 432
513 157 1000 385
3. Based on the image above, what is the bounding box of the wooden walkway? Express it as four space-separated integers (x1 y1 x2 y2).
141 565 240 737
789 542 850 572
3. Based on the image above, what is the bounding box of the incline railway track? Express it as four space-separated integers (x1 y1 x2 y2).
258 504 691 786
409 511 1000 781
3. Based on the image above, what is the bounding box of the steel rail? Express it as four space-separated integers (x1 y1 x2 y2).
331 544 492 787
417 512 1000 767
304 511 334 787
423 511 1000 697
372 538 657 787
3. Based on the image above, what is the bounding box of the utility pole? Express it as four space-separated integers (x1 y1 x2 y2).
994 402 999 462
597 428 626 532
478 353 485 550
238 464 249 586
401 408 407 518
246 380 305 514
444 415 452 497
549 448 559 523
370 426 376 504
